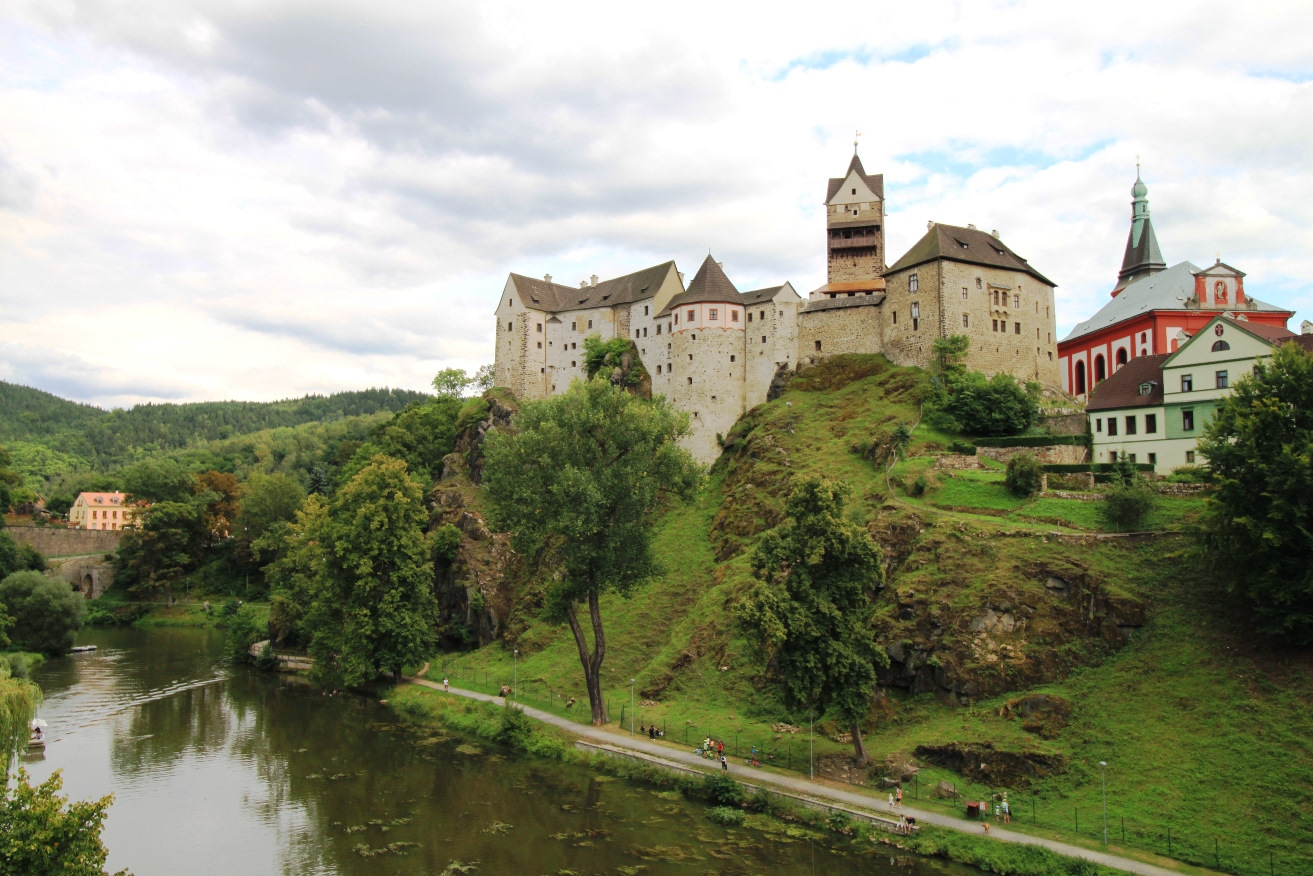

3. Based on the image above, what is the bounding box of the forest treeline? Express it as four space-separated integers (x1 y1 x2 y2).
0 381 431 498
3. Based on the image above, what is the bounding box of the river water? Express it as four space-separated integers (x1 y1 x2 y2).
27 627 966 876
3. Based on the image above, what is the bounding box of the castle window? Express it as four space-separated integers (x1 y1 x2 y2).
1095 418 1102 433
747 313 753 323
761 310 766 319
912 318 919 331
993 290 999 305
571 321 576 331
911 303 919 319
588 320 593 329
731 310 739 322
507 321 513 331
644 305 649 315
635 329 640 338
657 365 662 374
962 288 969 299
536 341 542 349
709 308 718 320
1014 322 1021 334
643 327 648 337
815 340 822 351
962 314 969 328
893 311 897 325
687 309 695 321
571 361 576 367
536 323 542 333
762 336 767 344
687 377 693 385
976 278 983 289
689 354 693 360
572 342 577 350
1013 294 1020 309
852 187 856 194
657 324 662 335
909 273 919 293
1216 370 1229 389
992 319 998 332
730 355 736 362
692 334 697 341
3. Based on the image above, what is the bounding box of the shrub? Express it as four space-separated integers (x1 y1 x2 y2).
223 604 265 663
1103 480 1155 530
1005 454 1044 497
939 371 1038 436
947 440 976 455
702 772 745 808
907 475 928 497
706 805 746 827
1165 465 1211 484
255 642 279 672
744 787 783 815
826 809 853 833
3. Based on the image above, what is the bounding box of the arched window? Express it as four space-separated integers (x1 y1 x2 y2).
1075 360 1087 395
1094 355 1106 384
1211 340 1230 352
1116 348 1128 367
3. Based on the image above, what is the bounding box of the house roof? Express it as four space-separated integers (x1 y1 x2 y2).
826 153 884 202
1291 335 1313 353
1085 354 1170 412
509 261 677 314
1235 321 1296 343
809 279 887 296
801 294 885 313
886 223 1056 287
658 255 741 316
740 286 784 306
1062 261 1291 342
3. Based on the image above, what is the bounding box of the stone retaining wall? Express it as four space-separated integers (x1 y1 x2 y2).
934 454 981 471
6 526 122 558
979 444 1088 465
248 641 314 672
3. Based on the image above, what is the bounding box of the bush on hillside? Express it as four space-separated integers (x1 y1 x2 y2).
947 440 977 455
1005 454 1044 497
702 772 745 808
1101 460 1156 530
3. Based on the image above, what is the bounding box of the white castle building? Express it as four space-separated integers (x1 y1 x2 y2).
494 153 1060 463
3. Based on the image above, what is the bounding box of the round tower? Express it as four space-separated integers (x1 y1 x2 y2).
660 255 746 464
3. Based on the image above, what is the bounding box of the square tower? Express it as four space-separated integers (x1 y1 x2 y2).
826 153 885 283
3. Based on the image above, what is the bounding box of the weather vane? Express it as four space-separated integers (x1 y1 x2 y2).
854 131 862 154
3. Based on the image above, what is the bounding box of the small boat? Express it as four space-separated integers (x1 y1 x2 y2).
70 645 98 653
28 737 45 750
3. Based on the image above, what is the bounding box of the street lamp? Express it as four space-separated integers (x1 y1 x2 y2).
809 709 814 780
513 649 518 700
1099 761 1108 845
630 679 636 735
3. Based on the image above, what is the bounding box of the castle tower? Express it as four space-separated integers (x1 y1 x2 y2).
1112 165 1167 296
825 150 885 283
659 255 746 463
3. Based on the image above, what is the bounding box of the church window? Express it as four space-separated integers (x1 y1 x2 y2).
1211 340 1229 352
731 310 739 322
1116 348 1128 367
1182 409 1195 431
962 314 969 328
1216 370 1229 389
1014 322 1021 334
1181 374 1193 392
1075 361 1087 394
1146 414 1157 433
1094 355 1106 384
709 308 718 320
1125 416 1137 435
909 274 919 292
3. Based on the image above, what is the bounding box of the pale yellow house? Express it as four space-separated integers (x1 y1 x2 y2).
69 491 140 531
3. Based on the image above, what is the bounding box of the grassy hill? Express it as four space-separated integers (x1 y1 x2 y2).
432 356 1310 876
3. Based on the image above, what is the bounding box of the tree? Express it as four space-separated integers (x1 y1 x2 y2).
114 500 208 601
472 363 495 393
303 456 439 686
1100 457 1154 531
943 371 1038 436
233 473 307 591
0 571 86 656
432 367 471 399
1005 453 1043 497
1197 342 1313 643
122 458 195 504
264 494 329 648
483 379 702 725
737 477 887 765
0 444 21 516
931 334 971 381
0 768 130 876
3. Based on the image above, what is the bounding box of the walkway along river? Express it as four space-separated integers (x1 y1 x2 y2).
28 627 969 876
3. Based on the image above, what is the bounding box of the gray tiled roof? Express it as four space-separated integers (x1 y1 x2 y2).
886 223 1056 287
1061 261 1291 342
740 286 784 306
509 261 677 314
801 294 885 313
826 153 884 202
658 255 741 316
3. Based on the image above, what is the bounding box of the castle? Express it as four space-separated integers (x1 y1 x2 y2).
494 152 1061 462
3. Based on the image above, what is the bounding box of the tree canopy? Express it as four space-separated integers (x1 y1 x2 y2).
483 378 702 724
737 477 887 764
0 571 86 656
1197 342 1313 643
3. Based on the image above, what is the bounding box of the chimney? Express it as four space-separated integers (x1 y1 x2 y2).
580 281 588 288
716 262 724 270
1302 320 1313 336
678 271 684 283
543 274 552 283
991 229 1000 239
590 274 599 286
927 220 936 229
967 223 977 230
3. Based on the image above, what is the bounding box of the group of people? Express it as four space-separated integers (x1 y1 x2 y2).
695 737 729 770
638 724 664 740
995 793 1011 823
887 786 904 808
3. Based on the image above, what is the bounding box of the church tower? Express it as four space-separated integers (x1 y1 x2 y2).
1112 165 1167 296
825 150 885 283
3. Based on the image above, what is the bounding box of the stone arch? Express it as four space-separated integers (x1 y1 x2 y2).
1075 360 1087 395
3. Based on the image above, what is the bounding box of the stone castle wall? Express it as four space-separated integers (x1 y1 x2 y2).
668 321 745 464
796 302 884 367
7 525 121 558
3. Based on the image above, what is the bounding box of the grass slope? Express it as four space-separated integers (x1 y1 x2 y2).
437 356 1309 875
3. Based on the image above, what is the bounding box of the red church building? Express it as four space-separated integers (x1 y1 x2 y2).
1057 169 1293 399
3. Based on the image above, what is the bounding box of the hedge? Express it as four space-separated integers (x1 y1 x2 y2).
1042 463 1154 474
972 434 1088 448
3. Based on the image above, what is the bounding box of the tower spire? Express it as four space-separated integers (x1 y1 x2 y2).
1112 164 1166 296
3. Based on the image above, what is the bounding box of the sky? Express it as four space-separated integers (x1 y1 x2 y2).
2 0 1311 410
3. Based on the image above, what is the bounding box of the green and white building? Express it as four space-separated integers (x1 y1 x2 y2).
1087 315 1313 473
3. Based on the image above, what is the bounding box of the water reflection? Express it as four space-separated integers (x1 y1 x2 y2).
32 628 964 876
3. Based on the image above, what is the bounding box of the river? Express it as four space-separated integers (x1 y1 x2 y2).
26 627 967 875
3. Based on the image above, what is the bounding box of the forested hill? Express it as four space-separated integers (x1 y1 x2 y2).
0 381 431 467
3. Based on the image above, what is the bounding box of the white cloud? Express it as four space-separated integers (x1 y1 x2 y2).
1 0 1310 407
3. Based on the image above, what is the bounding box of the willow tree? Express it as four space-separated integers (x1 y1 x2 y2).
483 379 702 725
738 477 887 765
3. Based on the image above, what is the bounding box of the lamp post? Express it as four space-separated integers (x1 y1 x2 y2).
1099 761 1108 845
513 649 518 700
809 709 814 780
630 679 635 735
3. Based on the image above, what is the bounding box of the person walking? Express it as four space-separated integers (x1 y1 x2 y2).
1001 794 1011 823
720 753 728 771
896 786 903 808
443 678 450 692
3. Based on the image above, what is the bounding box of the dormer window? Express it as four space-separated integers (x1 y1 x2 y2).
1138 381 1156 396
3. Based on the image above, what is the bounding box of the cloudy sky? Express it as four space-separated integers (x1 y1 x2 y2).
2 0 1311 409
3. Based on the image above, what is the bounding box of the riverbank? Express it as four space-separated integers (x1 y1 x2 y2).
393 679 1214 876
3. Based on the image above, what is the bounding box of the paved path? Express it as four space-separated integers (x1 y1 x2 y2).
406 677 1198 876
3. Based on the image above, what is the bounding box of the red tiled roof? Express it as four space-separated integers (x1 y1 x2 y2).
1086 354 1170 412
